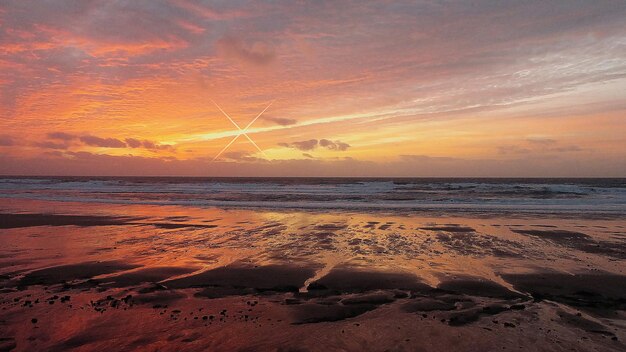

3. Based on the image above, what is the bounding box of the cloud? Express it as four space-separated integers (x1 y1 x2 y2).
125 138 142 148
47 132 77 141
302 153 314 158
498 141 584 155
222 151 265 162
278 139 318 151
0 135 15 146
79 135 126 148
126 138 174 151
140 140 159 149
216 35 276 66
319 139 350 151
34 141 69 149
262 115 297 126
0 0 624 176
34 133 174 151
279 139 350 151
141 140 174 151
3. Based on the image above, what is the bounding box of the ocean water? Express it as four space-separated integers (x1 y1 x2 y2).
1 177 624 215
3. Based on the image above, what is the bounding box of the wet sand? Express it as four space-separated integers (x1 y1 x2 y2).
0 199 624 351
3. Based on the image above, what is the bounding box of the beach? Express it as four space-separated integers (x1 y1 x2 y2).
0 178 624 351
3 0 626 350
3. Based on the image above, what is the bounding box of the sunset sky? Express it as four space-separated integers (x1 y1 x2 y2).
1 0 625 176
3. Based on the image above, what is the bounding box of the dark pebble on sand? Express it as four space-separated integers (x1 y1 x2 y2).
202 316 208 320
504 322 516 328
31 318 37 324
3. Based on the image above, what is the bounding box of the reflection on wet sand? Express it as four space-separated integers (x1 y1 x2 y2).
0 199 624 351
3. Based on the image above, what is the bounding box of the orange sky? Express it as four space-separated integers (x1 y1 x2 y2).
1 0 625 176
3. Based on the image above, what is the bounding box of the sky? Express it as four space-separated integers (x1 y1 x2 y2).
1 0 625 177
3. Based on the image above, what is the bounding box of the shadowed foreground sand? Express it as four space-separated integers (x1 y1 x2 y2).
0 199 624 351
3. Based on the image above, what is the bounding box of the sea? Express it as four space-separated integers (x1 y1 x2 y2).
0 177 624 216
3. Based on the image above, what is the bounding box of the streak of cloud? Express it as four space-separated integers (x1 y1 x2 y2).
278 139 318 151
262 116 297 126
79 136 127 148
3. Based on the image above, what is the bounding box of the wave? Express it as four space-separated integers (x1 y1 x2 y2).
0 177 624 214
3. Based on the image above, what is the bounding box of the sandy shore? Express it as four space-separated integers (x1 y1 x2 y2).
0 199 624 351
